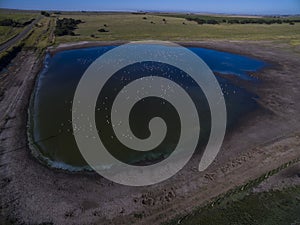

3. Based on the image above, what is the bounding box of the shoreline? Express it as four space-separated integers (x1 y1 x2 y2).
1 40 300 224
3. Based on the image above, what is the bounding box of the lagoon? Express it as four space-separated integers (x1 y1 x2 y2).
28 45 265 171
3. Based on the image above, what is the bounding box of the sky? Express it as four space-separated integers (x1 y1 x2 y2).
0 0 299 15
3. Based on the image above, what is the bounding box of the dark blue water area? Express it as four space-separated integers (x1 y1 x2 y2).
28 45 265 170
189 47 266 81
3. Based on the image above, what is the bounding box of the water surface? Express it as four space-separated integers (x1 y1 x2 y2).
28 45 265 171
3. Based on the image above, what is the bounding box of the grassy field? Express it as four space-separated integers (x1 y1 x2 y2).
167 186 300 225
0 12 37 23
54 13 300 46
0 12 38 45
0 11 299 47
0 13 54 70
0 26 22 44
24 16 55 50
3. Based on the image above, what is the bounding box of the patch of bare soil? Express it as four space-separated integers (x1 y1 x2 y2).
1 41 300 225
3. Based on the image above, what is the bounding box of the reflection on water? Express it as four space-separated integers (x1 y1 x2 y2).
28 45 265 171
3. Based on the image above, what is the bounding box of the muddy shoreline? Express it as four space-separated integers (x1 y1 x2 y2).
1 40 300 225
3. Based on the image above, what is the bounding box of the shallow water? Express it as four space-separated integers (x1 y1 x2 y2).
28 45 265 171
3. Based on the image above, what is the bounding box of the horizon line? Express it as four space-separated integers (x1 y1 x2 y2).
0 7 299 16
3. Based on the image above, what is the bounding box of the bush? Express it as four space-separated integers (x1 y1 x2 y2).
185 16 300 25
0 18 34 27
22 19 34 26
0 19 22 27
54 18 82 36
0 43 24 71
228 19 240 24
41 11 50 17
98 28 109 32
206 19 219 24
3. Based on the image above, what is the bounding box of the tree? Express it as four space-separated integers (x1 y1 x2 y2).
41 11 50 17
54 18 83 36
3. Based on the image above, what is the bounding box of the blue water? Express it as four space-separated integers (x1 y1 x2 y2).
189 47 265 80
28 45 265 170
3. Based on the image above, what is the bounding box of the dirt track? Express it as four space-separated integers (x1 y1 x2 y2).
0 41 300 225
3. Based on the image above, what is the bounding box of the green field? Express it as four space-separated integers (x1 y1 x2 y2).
24 16 55 49
0 12 38 45
167 187 300 225
0 12 37 23
0 11 299 47
54 13 300 46
0 12 54 69
0 26 21 44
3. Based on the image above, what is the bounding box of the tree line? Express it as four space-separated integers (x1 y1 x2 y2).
0 18 35 27
185 17 300 25
54 18 83 36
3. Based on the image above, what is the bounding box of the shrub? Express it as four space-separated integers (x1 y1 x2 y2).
0 19 22 27
0 43 24 71
41 11 50 17
22 19 34 26
98 28 109 32
185 16 300 25
228 19 240 24
54 18 82 36
206 19 219 24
